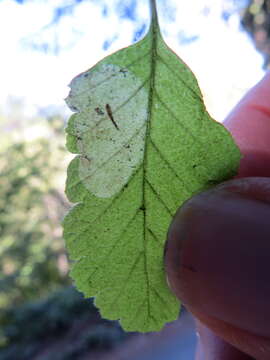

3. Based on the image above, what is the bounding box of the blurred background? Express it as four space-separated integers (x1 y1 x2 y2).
0 0 268 359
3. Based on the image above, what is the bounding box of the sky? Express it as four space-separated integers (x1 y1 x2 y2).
0 0 265 122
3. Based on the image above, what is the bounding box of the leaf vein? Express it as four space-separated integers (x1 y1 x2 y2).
146 179 173 217
77 76 150 134
114 77 150 114
153 92 215 184
69 50 151 101
109 251 144 310
84 208 141 283
141 22 160 323
156 53 202 101
154 90 198 142
150 286 172 313
149 137 192 193
67 165 142 241
69 125 145 188
147 227 163 246
129 298 147 326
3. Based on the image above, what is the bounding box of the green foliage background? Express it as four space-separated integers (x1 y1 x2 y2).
242 0 270 68
0 109 70 309
0 105 128 359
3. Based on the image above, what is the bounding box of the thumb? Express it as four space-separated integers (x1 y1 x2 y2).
195 321 254 360
165 177 270 359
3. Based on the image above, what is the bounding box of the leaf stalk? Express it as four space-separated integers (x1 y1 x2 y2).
149 0 159 30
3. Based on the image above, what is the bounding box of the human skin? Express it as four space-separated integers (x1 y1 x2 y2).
165 72 270 360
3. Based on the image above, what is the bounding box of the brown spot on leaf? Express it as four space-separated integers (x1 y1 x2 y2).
95 107 105 115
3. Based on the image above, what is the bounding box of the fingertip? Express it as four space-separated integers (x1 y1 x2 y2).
225 71 270 132
224 72 270 177
195 320 254 360
165 177 270 338
192 310 270 360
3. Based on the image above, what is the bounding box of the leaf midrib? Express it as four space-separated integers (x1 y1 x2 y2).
142 0 160 321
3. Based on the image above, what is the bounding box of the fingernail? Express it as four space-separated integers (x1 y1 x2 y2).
165 178 270 337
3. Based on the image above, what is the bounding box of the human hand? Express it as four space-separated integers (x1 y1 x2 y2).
165 72 270 360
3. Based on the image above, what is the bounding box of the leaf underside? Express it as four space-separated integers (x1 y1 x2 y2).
63 19 241 332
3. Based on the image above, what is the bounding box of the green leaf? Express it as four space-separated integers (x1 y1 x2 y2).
63 0 241 332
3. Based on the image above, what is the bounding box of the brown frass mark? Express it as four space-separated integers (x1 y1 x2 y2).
70 105 79 112
95 107 105 115
119 68 128 77
82 155 91 162
105 104 119 130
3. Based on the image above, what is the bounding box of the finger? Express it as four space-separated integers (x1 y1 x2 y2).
195 321 254 360
193 311 270 360
165 177 270 359
190 71 270 358
165 72 270 358
224 71 270 177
